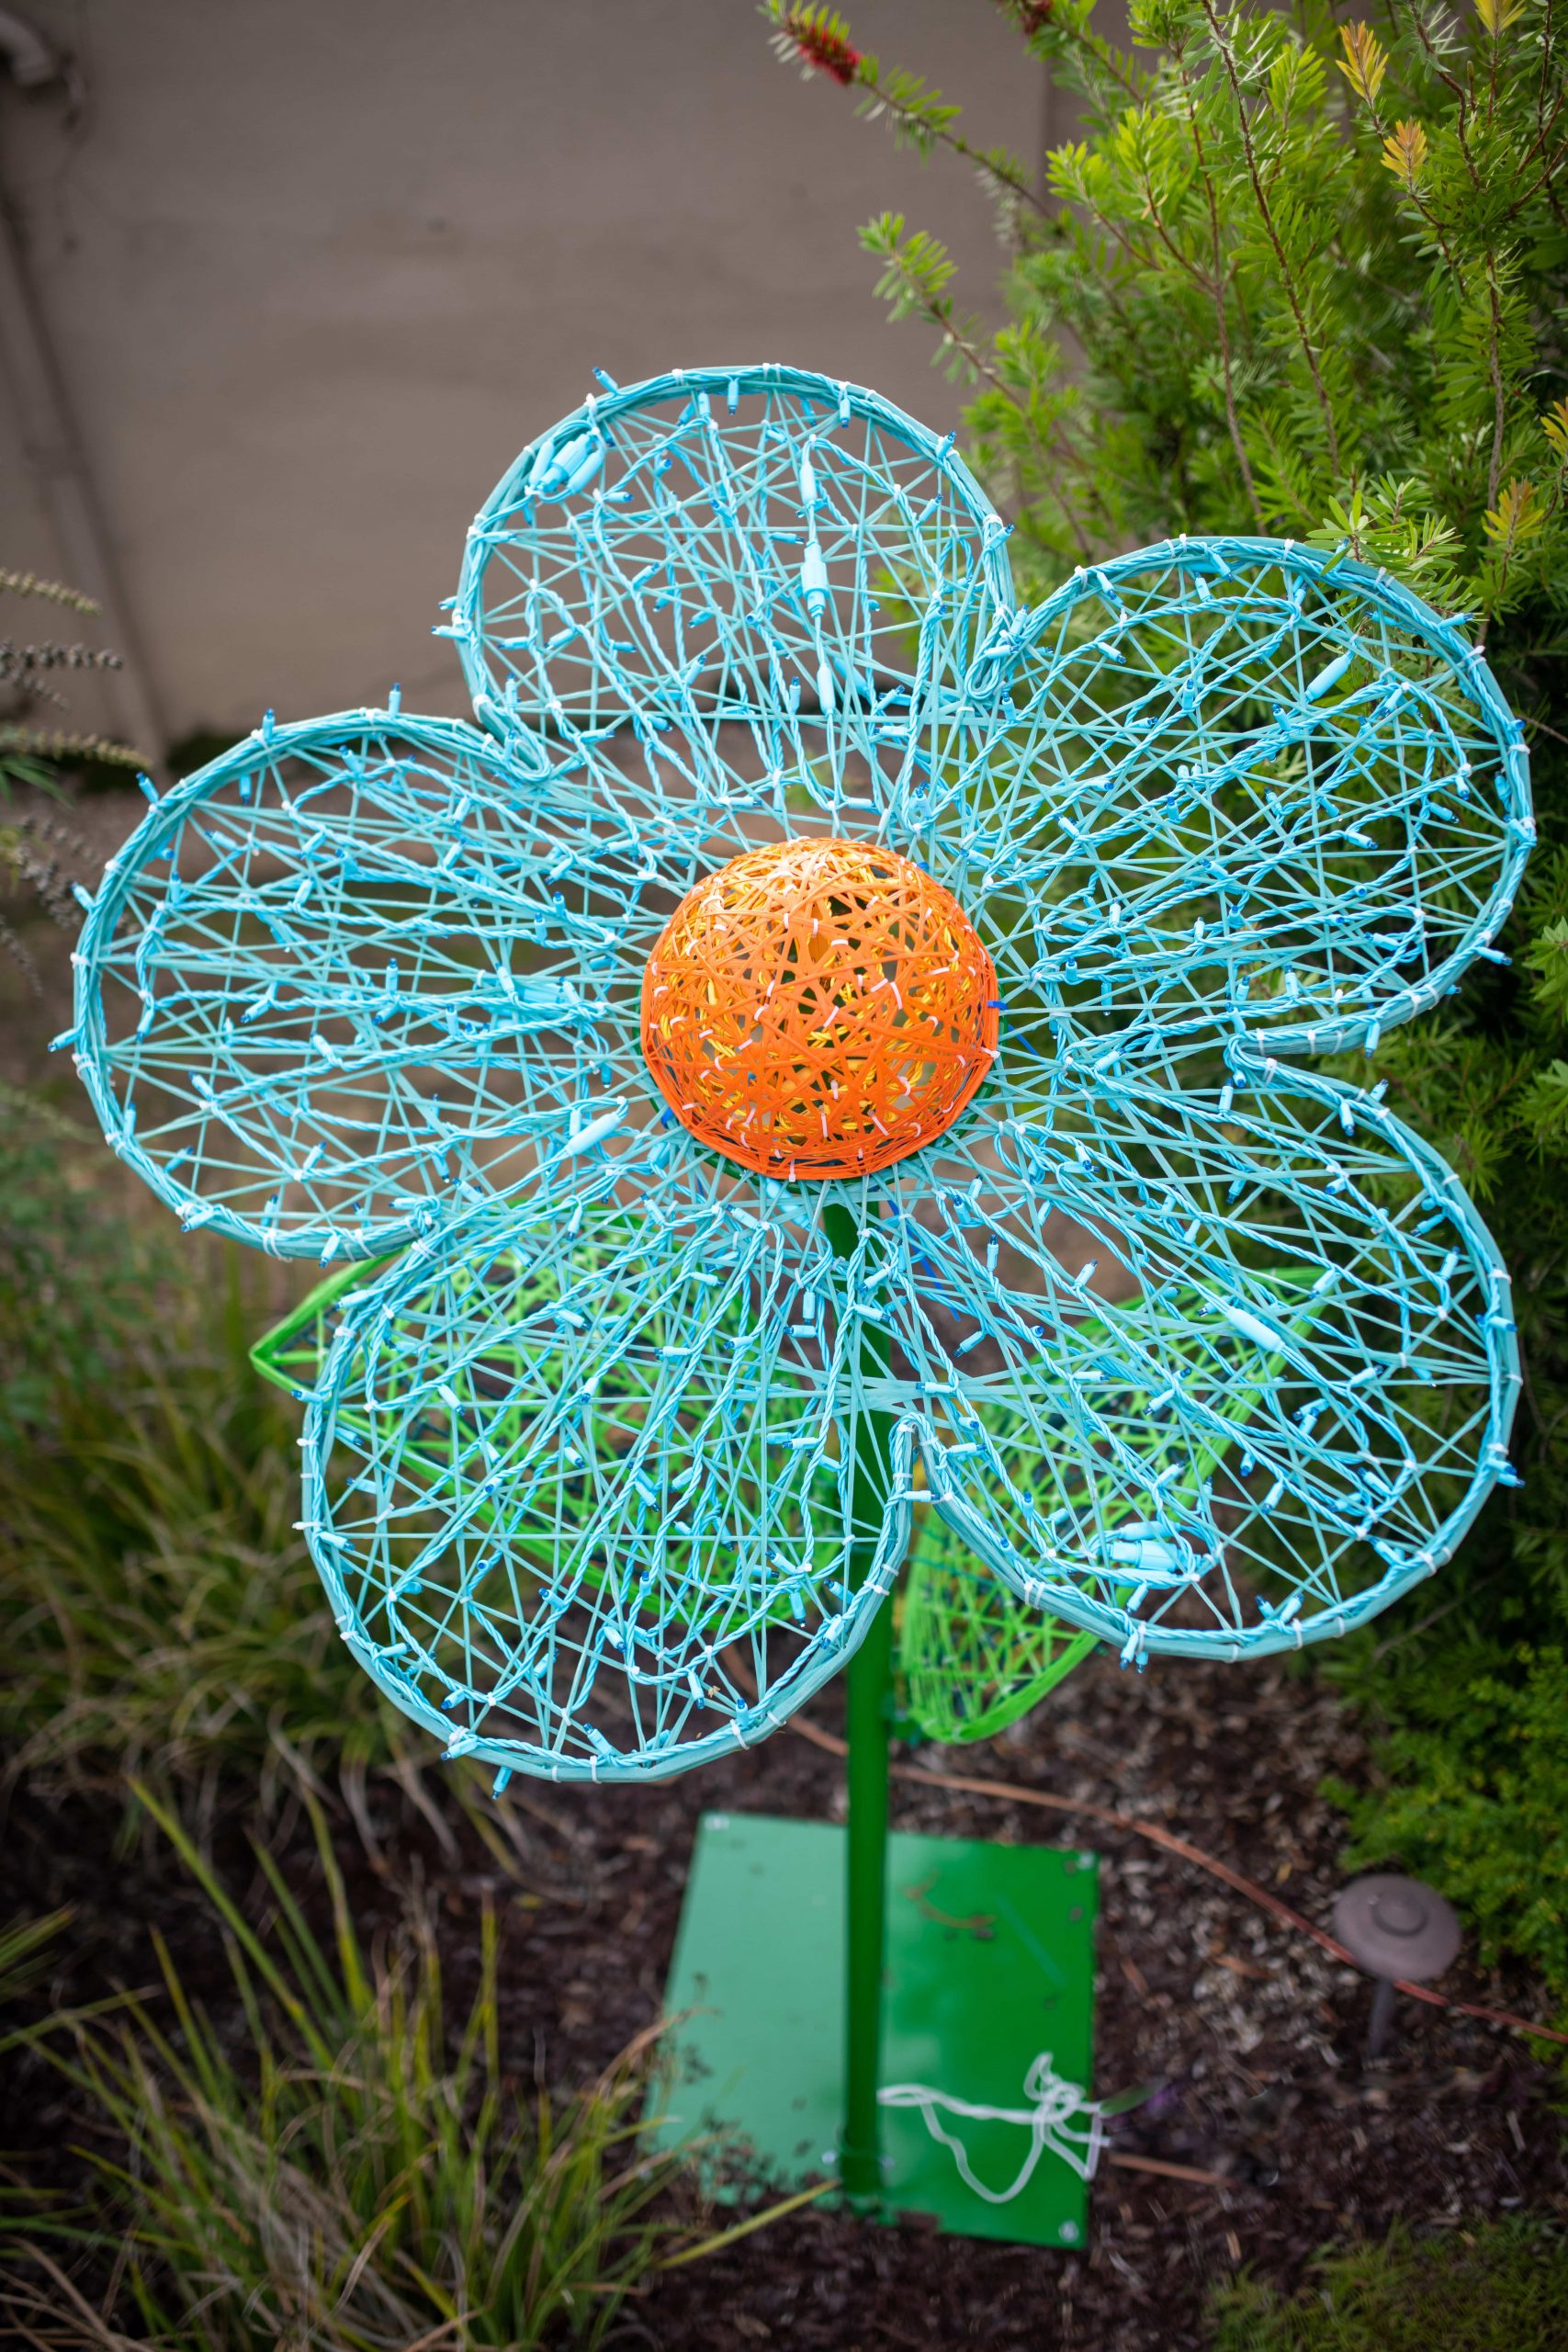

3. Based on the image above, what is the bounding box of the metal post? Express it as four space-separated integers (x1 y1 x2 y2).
824 1199 895 2211
841 1552 894 2204
1367 1975 1397 2062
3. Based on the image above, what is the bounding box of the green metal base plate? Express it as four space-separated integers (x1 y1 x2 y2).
653 1812 1098 2247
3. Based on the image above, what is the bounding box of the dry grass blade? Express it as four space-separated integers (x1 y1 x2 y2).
6 1795 739 2351
0 2248 143 2351
656 2177 841 2269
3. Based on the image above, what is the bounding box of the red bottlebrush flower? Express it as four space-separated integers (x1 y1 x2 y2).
784 8 862 85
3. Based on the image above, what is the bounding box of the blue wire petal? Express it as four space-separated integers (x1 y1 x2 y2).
299 1167 914 1782
71 712 711 1259
880 1050 1518 1663
452 364 1012 829
958 539 1531 1066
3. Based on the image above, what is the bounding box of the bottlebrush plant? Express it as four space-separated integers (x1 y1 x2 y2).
766 0 1568 2005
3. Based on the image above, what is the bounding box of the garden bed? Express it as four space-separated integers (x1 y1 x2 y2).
7 1640 1562 2350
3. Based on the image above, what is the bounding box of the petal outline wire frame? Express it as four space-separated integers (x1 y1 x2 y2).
959 534 1534 1066
71 710 524 1257
893 1055 1521 1668
449 360 1015 741
299 1177 919 1786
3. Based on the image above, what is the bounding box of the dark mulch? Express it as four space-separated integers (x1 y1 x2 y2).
6 1647 1565 2351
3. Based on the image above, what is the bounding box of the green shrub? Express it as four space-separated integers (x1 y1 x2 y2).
0 1102 558 1857
766 0 1568 1994
0 1114 421 1815
0 1085 170 1451
767 0 1568 618
1325 1638 1568 1995
0 1255 411 1812
3 1793 703 2351
1210 2217 1568 2351
0 1114 552 1858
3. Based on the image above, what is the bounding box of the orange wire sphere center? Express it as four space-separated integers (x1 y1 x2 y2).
640 836 998 1182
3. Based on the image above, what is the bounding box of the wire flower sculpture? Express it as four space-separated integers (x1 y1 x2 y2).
65 363 1531 1788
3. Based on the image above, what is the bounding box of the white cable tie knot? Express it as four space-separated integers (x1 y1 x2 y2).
877 2052 1103 2205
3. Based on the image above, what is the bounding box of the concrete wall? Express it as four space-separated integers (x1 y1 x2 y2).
0 1 1043 751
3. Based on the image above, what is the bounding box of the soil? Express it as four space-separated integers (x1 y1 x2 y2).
6 1647 1564 2352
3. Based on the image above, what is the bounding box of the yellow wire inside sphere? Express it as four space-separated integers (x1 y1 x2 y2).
640 835 999 1181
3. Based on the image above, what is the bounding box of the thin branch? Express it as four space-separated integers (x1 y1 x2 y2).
1483 260 1509 514
863 87 1050 218
1199 0 1342 474
939 319 1098 560
785 1712 1568 2049
1177 47 1267 526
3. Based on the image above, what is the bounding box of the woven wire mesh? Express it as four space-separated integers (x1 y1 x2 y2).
901 1514 1099 1746
66 365 1531 1780
301 1182 907 1782
450 362 1009 743
954 539 1531 1068
878 1052 1516 1670
640 835 998 1180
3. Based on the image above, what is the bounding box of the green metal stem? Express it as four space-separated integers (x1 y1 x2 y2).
841 1551 894 2204
824 1200 896 2211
